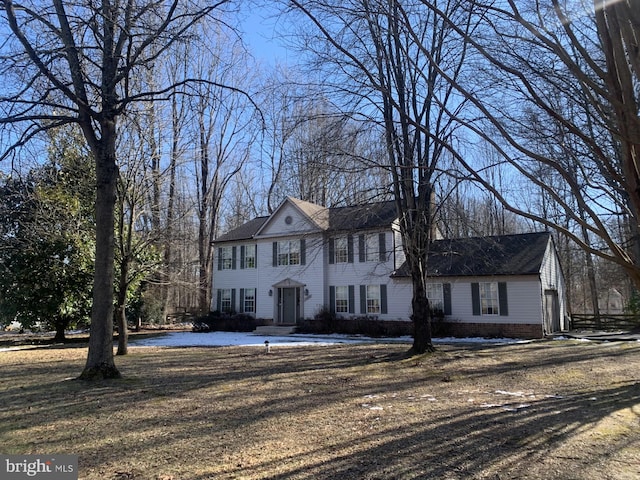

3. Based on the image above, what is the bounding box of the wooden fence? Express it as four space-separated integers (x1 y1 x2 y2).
570 313 640 331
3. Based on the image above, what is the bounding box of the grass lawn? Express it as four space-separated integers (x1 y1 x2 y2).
1 339 639 479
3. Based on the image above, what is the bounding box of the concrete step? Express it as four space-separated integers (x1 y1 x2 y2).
253 325 297 336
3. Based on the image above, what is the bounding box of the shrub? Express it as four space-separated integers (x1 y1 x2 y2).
296 314 412 337
192 312 269 333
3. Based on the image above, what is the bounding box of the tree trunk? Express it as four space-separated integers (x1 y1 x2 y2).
116 305 128 356
409 275 435 355
115 254 130 355
79 133 121 379
53 317 70 343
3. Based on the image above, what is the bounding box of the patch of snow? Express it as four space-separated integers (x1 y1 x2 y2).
495 390 526 397
128 331 529 348
502 404 532 412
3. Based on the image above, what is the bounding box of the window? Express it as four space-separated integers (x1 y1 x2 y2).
243 245 256 269
365 234 379 262
480 282 499 315
277 240 300 266
335 286 349 313
220 247 233 270
334 237 348 263
220 289 232 313
242 288 255 313
366 285 381 314
426 283 444 311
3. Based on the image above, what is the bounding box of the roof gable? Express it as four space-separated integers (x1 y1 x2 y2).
255 197 329 237
213 197 398 243
393 232 552 277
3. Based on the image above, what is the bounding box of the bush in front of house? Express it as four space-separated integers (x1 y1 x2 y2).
192 312 269 332
297 309 412 337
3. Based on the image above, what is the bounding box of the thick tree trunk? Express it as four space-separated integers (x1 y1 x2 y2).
79 133 121 380
409 282 435 355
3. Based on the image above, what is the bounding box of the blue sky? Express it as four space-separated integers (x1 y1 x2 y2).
240 5 292 66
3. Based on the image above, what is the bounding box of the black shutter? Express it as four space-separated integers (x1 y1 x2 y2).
471 283 480 316
232 246 237 270
231 289 236 313
300 239 306 265
348 285 355 314
360 285 366 314
239 288 245 313
240 246 245 269
380 284 388 314
499 282 509 316
378 233 386 262
329 238 335 264
272 242 278 267
443 283 452 315
359 235 365 262
217 248 223 270
329 286 336 314
347 235 354 263
216 289 222 312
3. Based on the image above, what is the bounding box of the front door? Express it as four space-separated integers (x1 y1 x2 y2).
279 287 299 324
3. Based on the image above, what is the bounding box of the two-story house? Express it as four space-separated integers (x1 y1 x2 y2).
212 196 567 338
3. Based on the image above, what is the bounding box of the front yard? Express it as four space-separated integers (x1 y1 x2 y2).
1 339 639 479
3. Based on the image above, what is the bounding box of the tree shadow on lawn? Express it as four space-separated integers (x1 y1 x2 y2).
213 382 640 480
1 342 639 479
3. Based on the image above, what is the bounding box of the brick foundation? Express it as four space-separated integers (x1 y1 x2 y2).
435 322 544 339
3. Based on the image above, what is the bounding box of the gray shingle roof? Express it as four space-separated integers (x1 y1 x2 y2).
213 199 398 243
328 200 397 231
393 232 552 277
213 216 269 242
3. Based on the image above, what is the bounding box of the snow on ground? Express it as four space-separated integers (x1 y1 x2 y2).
128 331 529 348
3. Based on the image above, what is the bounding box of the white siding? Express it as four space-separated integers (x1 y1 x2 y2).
254 234 326 320
540 238 568 330
326 231 403 319
212 242 258 312
446 276 543 324
257 203 320 237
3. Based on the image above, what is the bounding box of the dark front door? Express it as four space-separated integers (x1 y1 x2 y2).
279 287 299 324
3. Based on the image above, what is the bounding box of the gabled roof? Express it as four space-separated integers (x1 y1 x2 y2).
288 197 330 230
213 216 269 243
213 198 398 243
329 200 397 231
393 231 552 277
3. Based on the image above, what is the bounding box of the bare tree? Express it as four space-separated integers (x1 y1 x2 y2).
415 1 640 292
0 0 232 378
286 0 475 353
186 25 258 312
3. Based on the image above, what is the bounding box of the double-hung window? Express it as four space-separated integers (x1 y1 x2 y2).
366 285 381 314
277 240 300 266
242 288 255 313
365 234 379 262
335 286 349 313
243 245 256 269
480 282 499 315
220 289 233 313
472 282 507 316
220 247 233 270
426 283 444 311
334 237 348 264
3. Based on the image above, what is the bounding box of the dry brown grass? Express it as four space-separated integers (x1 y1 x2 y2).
1 339 639 479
